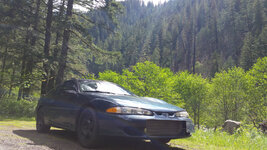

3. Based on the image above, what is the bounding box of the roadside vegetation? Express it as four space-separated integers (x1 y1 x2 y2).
85 57 267 129
0 97 37 118
173 127 266 150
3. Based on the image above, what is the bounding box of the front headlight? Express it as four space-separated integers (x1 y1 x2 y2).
106 107 153 116
175 111 189 118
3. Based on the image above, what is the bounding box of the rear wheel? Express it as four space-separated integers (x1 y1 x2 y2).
158 138 171 144
36 109 50 133
77 108 99 148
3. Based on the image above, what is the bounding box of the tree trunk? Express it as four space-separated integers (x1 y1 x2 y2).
0 47 8 84
56 0 74 85
55 0 66 46
197 105 200 129
193 109 197 128
17 31 29 100
186 37 192 72
192 34 196 74
41 0 53 95
46 0 66 92
23 59 34 98
23 0 41 98
192 1 197 74
8 64 16 96
214 18 218 52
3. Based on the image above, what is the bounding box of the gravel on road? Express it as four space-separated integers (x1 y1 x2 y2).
0 121 185 150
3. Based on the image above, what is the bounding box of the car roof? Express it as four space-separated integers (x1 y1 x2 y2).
67 79 105 83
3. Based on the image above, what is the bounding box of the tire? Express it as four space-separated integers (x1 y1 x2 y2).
77 108 99 148
158 138 171 144
36 109 50 133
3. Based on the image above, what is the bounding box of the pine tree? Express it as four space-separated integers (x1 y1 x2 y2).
139 35 151 62
41 0 53 95
240 33 258 71
253 0 264 36
151 36 160 65
257 27 267 58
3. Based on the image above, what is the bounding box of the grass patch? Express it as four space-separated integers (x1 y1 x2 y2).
0 119 35 128
0 116 35 121
171 128 267 150
0 118 62 131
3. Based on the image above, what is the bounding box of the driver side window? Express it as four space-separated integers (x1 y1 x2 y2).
53 81 77 96
62 81 77 91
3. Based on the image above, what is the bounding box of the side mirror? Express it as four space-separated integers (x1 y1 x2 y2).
64 89 76 94
64 90 77 97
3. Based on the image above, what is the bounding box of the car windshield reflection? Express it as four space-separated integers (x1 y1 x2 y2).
79 81 132 95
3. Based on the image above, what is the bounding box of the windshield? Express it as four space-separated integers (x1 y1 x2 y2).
79 80 133 95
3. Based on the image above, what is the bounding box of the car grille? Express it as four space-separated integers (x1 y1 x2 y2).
146 120 185 136
155 112 175 117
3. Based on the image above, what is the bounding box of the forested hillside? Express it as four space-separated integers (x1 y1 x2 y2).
90 0 267 76
0 0 266 98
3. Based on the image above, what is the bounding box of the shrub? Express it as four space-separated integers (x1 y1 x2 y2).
173 126 266 150
0 97 37 118
98 61 182 106
207 67 250 127
172 72 209 127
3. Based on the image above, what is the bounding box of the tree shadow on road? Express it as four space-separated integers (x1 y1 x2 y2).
13 129 185 150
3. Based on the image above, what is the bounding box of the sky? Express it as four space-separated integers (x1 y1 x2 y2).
138 0 169 5
74 0 170 12
117 0 169 5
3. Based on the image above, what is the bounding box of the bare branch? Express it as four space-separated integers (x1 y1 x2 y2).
69 29 120 57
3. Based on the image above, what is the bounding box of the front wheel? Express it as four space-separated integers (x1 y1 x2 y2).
36 109 50 133
77 108 99 148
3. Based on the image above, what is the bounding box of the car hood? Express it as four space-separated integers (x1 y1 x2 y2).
100 94 183 112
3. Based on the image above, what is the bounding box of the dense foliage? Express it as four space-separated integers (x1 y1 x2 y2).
0 97 37 118
84 57 267 128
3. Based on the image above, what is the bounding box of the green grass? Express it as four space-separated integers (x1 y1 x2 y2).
0 116 35 121
0 118 35 128
0 117 61 130
171 128 267 150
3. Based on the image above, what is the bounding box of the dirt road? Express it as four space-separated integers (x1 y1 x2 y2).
0 121 185 150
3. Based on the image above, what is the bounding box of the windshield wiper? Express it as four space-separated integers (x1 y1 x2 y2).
83 91 115 94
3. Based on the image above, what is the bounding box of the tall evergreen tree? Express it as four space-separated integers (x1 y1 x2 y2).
240 33 257 71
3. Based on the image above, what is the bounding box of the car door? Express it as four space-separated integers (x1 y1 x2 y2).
44 85 66 127
43 87 60 125
52 81 80 130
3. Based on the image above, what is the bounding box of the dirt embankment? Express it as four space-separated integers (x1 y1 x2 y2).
0 121 185 150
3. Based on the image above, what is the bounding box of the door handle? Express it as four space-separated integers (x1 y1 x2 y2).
48 99 55 103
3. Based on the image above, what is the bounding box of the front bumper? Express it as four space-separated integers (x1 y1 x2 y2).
97 112 194 139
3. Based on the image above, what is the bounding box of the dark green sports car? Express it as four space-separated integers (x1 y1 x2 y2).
36 79 194 147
